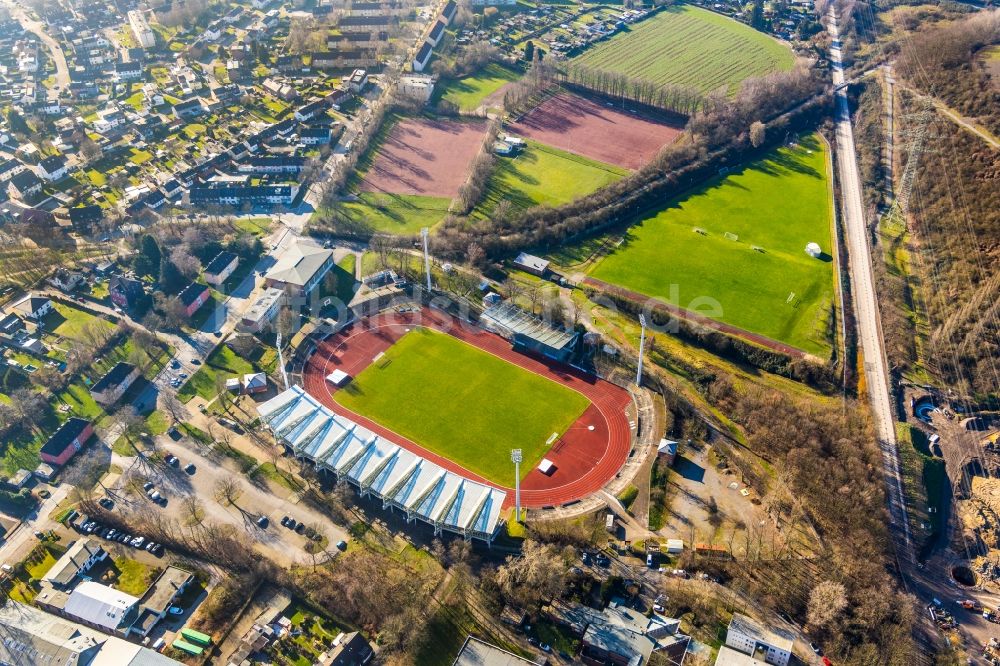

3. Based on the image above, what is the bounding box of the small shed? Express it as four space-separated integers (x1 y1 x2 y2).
658 439 678 465
537 459 555 475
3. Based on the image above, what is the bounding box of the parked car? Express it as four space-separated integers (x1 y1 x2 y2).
131 537 145 548
98 498 114 510
168 607 184 616
810 642 821 654
143 482 154 492
336 540 348 551
184 463 196 475
256 515 269 528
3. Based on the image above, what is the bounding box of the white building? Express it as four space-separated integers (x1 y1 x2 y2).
397 74 434 102
128 10 156 48
724 614 793 666
241 287 284 332
63 581 141 634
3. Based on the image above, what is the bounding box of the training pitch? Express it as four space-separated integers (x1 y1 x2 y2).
479 140 628 215
509 92 682 170
587 134 836 356
572 5 794 95
360 117 487 198
333 328 590 485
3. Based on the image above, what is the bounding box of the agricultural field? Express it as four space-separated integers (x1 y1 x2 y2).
572 5 795 95
436 63 520 112
479 140 627 214
586 133 835 356
359 117 487 198
509 92 682 170
333 328 590 484
327 192 451 235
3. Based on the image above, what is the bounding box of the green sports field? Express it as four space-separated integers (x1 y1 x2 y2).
572 5 794 95
588 133 835 356
333 328 590 484
437 63 520 112
326 193 450 235
478 140 627 215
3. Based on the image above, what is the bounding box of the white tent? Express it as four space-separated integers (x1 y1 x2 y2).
326 369 349 386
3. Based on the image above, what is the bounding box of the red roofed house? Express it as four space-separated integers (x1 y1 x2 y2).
40 418 94 467
178 283 210 318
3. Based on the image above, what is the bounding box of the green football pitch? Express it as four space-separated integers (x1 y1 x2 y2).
333 328 590 485
572 5 794 95
588 133 836 356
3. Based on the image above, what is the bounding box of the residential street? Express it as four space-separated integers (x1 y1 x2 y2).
3 0 70 92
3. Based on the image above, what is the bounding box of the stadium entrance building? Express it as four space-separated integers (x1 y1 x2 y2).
480 302 579 363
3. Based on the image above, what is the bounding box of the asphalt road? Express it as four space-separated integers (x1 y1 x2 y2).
4 0 70 91
828 10 912 560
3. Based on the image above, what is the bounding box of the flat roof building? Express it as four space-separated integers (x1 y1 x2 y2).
452 636 540 665
724 614 794 666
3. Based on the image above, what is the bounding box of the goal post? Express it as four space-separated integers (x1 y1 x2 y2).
724 232 739 242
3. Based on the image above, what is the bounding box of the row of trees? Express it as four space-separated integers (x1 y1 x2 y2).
454 120 501 213
562 63 705 116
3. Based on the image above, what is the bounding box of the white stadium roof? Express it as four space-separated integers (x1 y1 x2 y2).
258 386 507 540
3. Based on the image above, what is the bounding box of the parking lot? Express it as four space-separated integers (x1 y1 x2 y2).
102 433 350 568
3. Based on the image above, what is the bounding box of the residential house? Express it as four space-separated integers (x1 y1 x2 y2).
294 100 328 122
172 98 206 120
412 41 432 72
108 275 145 310
426 20 446 46
128 9 156 48
48 268 85 292
38 154 69 181
42 537 107 590
348 68 368 92
0 313 24 338
203 251 239 286
90 362 140 406
9 293 53 320
189 182 298 206
178 282 210 318
114 60 143 82
242 372 267 395
338 14 396 28
237 155 305 174
67 205 103 230
723 614 793 666
7 169 43 200
317 631 374 665
40 418 94 467
263 78 299 101
0 159 26 183
300 125 333 145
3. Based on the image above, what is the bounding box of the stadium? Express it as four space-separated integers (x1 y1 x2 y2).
259 305 632 543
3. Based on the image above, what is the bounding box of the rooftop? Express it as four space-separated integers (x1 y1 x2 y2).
63 581 140 632
40 417 92 458
452 636 541 666
728 613 795 652
264 240 332 288
43 538 105 587
91 362 136 394
204 250 238 276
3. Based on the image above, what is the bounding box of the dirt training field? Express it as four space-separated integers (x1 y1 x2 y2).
360 117 487 198
509 93 682 170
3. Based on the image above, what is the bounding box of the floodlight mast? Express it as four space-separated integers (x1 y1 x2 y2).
511 449 523 522
636 314 647 386
421 227 432 291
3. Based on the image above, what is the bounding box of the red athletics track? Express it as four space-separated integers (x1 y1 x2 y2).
301 307 632 509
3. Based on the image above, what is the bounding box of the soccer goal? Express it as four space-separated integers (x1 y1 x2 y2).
724 232 739 242
692 227 707 235
786 292 796 304
752 245 765 253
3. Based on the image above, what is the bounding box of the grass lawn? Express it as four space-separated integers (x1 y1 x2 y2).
478 140 627 215
587 133 835 356
113 557 156 596
177 344 254 403
328 193 450 235
44 302 114 342
437 63 520 112
334 328 589 484
572 5 794 95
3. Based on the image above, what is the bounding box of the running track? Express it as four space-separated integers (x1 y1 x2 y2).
301 308 632 509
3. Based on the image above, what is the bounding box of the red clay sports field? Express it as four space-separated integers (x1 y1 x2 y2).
301 307 632 509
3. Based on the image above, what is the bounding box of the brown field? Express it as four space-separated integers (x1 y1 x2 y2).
509 92 684 170
360 117 487 198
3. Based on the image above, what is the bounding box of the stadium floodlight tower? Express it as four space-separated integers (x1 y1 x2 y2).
421 227 432 291
511 449 523 522
636 314 647 386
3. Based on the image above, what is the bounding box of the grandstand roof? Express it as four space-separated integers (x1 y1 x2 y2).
480 302 577 351
258 387 506 538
